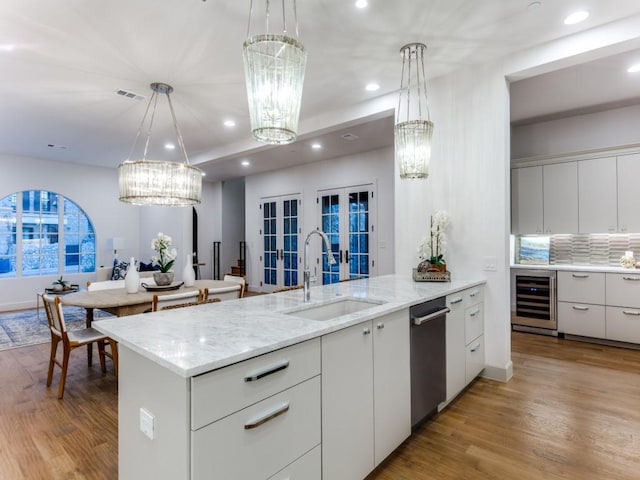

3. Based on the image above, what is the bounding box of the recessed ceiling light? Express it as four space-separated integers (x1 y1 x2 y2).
365 83 380 91
223 120 236 127
201 172 207 177
164 143 176 150
241 160 250 167
564 10 589 25
311 143 322 150
355 0 368 8
627 64 640 73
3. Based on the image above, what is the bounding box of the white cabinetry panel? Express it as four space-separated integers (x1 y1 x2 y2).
617 153 640 233
557 302 606 338
606 307 640 344
543 162 578 234
511 166 543 234
557 271 605 304
267 445 321 480
578 157 617 233
606 273 640 309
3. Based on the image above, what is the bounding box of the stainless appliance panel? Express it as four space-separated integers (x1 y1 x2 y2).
511 268 557 332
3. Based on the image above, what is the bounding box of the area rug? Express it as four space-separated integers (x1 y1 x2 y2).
0 306 92 351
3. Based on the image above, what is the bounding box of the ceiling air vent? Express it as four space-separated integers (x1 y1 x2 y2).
116 89 145 101
341 133 359 140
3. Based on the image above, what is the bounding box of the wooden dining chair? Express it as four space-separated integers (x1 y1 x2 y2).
152 290 202 311
223 274 246 298
42 294 118 399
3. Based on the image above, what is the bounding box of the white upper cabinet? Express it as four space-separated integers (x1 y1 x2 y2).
578 157 617 233
511 166 543 234
543 162 578 234
617 153 640 233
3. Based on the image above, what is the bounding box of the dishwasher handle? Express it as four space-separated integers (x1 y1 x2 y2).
412 307 450 326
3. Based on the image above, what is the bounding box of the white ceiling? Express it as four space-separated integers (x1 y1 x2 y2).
3 0 640 182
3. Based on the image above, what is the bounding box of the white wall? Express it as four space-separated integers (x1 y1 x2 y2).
0 153 222 310
512 103 640 160
221 178 246 277
245 146 394 292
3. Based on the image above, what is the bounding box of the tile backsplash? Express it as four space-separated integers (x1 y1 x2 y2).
550 234 640 265
515 234 640 266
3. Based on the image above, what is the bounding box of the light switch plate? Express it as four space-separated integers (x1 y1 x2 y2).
139 407 155 440
483 256 497 271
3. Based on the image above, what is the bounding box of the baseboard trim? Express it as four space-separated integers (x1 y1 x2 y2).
481 360 513 383
0 300 38 313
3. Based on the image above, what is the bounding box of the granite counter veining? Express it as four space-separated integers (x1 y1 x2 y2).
93 274 485 378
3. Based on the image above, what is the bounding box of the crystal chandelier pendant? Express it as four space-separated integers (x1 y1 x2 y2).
118 82 203 206
243 0 307 145
395 43 433 180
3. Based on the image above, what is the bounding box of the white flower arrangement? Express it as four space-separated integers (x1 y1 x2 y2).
417 210 450 267
151 232 177 273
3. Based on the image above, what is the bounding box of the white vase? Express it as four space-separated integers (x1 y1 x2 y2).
125 257 139 294
183 253 195 287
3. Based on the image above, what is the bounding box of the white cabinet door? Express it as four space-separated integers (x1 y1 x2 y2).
373 310 410 467
543 162 578 234
511 166 543 234
606 306 640 344
557 302 606 338
321 321 374 480
617 153 640 233
445 293 466 403
578 157 617 233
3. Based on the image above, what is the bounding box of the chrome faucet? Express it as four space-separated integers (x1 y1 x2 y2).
303 230 337 302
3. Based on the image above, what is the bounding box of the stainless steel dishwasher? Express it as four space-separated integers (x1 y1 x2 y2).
410 296 449 428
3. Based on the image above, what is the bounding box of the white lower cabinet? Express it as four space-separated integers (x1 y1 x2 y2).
558 302 605 338
321 309 410 480
267 445 321 480
444 286 485 405
606 307 640 344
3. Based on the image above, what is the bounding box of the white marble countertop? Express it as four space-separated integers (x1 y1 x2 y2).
93 274 485 378
511 264 640 274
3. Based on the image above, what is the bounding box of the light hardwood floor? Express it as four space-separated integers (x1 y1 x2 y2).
1 332 639 479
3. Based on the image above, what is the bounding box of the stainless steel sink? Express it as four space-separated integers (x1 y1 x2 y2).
285 297 384 321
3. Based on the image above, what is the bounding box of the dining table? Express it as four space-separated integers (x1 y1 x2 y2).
61 279 241 364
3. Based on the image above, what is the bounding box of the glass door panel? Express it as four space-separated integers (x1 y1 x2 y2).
321 194 340 284
263 201 277 287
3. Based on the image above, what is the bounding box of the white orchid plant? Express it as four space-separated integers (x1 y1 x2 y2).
417 210 450 267
151 232 177 273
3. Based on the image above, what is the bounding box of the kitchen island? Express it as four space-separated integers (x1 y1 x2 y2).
94 274 485 480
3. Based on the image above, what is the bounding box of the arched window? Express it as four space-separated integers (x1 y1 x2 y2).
0 191 95 278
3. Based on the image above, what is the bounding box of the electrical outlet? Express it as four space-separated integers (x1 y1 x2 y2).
139 407 155 440
483 256 497 271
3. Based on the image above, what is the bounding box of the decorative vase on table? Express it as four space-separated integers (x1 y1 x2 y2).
183 253 195 287
153 271 174 286
125 257 140 294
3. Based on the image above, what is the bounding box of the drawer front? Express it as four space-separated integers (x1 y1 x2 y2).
465 335 484 385
192 376 321 480
192 338 320 429
606 306 640 344
447 292 468 312
464 303 484 345
606 273 640 308
465 286 484 305
267 445 321 480
557 302 605 338
557 271 605 304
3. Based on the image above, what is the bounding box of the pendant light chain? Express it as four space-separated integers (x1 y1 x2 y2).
166 91 191 165
142 91 160 161
125 90 156 162
420 45 431 121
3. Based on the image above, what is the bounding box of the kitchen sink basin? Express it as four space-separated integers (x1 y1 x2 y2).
285 297 384 321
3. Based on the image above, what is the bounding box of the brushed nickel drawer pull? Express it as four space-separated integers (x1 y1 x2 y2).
622 310 640 316
244 360 290 382
450 297 463 305
376 322 385 330
572 306 589 311
622 276 640 281
244 402 290 430
572 274 589 278
469 308 480 317
469 290 480 297
363 327 371 335
470 343 481 353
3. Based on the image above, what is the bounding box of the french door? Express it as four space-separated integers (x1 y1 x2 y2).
318 185 376 285
260 194 301 292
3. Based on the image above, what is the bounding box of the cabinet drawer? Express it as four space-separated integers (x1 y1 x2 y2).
557 271 605 304
447 292 468 312
267 445 321 480
465 335 484 385
192 338 320 430
192 376 321 480
606 307 640 344
557 302 605 338
464 304 484 345
606 273 640 308
466 286 484 305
